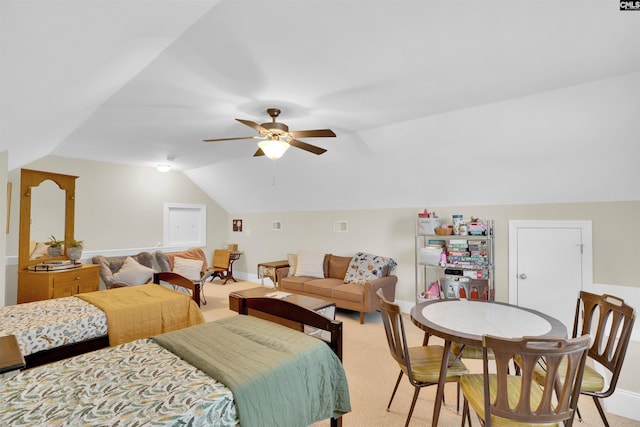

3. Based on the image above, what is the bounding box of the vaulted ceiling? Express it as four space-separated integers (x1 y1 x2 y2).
2 1 639 212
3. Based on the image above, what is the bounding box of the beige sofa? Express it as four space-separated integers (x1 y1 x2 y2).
277 253 397 324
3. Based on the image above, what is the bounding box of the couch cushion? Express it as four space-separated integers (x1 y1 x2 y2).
279 276 308 292
331 283 365 304
327 255 352 280
294 251 325 278
304 278 344 298
344 252 397 284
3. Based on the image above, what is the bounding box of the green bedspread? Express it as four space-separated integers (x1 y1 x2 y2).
152 315 351 427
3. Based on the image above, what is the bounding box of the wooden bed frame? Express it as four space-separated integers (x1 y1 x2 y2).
24 335 109 368
17 280 203 369
238 296 345 426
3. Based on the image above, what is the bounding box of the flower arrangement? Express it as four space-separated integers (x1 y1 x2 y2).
45 235 84 260
65 238 83 248
46 235 64 248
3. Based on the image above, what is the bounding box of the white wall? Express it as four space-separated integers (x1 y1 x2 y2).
230 202 640 303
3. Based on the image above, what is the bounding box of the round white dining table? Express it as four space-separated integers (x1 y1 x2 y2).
410 299 566 427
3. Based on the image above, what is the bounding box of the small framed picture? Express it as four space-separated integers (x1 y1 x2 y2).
233 219 243 232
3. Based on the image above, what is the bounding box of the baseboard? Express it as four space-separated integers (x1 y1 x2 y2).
601 389 640 421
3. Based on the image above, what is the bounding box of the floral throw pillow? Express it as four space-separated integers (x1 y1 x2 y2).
344 252 397 284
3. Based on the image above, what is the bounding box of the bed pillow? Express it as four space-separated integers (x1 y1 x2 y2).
344 252 397 284
173 256 203 280
287 253 298 277
111 256 155 285
294 251 325 278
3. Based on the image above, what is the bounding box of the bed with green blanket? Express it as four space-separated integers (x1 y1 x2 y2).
0 298 351 427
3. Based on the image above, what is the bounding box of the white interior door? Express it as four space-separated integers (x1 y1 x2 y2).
508 220 593 332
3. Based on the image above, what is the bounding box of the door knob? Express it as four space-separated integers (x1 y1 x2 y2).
519 273 527 280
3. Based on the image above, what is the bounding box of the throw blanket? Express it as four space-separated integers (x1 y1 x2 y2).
78 284 204 346
153 315 351 427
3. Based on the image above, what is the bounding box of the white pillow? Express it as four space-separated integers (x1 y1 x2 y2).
29 242 50 260
111 257 155 285
287 253 298 277
294 251 325 279
173 257 203 281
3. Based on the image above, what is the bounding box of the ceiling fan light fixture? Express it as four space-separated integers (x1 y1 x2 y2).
258 138 290 160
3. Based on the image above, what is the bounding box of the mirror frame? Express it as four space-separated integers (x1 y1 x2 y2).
18 169 78 270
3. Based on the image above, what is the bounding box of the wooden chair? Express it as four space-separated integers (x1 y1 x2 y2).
460 334 590 427
376 289 468 426
533 291 636 426
208 249 232 284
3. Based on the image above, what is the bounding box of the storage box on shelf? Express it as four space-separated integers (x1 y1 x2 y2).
415 219 494 303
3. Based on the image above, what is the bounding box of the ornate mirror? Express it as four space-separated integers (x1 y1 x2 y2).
17 169 77 271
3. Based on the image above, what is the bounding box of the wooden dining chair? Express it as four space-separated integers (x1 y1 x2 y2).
532 291 636 427
460 334 590 427
376 289 468 426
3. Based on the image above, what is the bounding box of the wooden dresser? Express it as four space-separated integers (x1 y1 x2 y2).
17 264 100 303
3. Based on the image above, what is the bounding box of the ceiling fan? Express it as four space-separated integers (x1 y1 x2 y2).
203 108 336 159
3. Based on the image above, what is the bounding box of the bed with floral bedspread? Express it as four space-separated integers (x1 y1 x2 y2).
0 296 107 358
0 284 204 368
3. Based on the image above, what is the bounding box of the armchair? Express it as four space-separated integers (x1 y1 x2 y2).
91 252 154 289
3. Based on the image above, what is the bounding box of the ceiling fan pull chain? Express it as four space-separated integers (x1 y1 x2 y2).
272 160 278 187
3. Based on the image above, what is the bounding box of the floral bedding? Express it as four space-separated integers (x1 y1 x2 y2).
0 339 237 426
0 296 107 356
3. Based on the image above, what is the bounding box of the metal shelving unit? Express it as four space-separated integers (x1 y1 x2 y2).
415 220 494 303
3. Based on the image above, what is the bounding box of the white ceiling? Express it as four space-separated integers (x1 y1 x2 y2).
2 1 640 212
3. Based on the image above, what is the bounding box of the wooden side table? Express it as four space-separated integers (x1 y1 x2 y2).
225 251 243 283
257 260 289 288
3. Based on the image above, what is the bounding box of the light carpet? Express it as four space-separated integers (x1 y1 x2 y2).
200 279 639 427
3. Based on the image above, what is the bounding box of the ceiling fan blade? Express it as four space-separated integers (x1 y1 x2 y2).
202 136 259 142
288 138 327 155
253 147 265 157
288 129 336 138
236 118 270 134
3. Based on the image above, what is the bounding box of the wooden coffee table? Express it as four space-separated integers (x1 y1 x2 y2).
229 287 336 332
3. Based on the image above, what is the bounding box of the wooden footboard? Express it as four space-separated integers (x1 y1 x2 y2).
240 297 344 427
24 335 109 369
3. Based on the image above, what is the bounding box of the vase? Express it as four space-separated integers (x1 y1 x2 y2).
47 246 63 257
67 246 83 261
